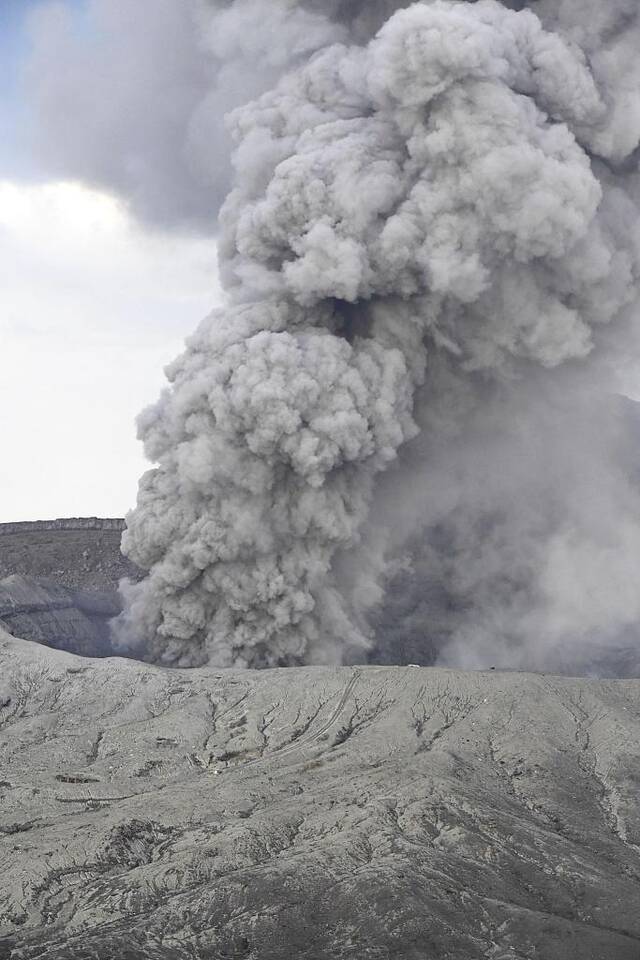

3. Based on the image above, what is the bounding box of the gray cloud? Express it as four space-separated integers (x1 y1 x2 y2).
368 379 640 677
109 1 640 675
25 0 345 230
24 0 640 228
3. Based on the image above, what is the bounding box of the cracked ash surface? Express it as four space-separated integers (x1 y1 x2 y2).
0 632 639 959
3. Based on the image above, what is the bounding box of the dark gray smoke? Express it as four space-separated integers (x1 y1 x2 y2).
368 384 640 677
31 0 639 672
104 0 640 674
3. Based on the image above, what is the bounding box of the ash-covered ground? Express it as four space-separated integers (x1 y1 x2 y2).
1 632 639 960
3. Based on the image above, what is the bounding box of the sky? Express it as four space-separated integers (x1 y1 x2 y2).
0 0 222 522
0 0 33 175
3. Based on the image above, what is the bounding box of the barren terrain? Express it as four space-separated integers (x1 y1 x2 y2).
1 632 639 959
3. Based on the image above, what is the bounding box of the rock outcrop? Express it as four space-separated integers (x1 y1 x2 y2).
0 520 142 658
0 577 121 658
1 633 639 959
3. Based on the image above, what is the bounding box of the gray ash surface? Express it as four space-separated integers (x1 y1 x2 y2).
1 633 639 959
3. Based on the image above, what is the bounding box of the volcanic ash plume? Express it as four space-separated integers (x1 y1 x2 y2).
115 0 640 671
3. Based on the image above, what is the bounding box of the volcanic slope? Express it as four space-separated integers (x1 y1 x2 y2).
0 521 141 658
1 633 639 959
0 520 138 592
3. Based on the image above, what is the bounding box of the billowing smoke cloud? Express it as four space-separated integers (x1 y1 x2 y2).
101 0 640 675
25 0 345 229
369 383 640 677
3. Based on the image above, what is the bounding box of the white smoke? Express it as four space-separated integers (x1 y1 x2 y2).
108 0 640 673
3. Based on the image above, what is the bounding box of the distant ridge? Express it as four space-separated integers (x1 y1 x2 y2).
0 518 137 594
0 517 126 534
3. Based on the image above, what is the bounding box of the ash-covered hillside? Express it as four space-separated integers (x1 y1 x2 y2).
1 632 639 959
0 520 140 657
0 519 138 592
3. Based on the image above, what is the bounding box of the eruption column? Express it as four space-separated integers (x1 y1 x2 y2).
116 1 640 672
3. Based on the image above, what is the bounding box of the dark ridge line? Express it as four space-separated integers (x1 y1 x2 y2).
0 518 126 535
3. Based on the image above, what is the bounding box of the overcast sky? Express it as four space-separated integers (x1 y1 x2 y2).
0 0 222 522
